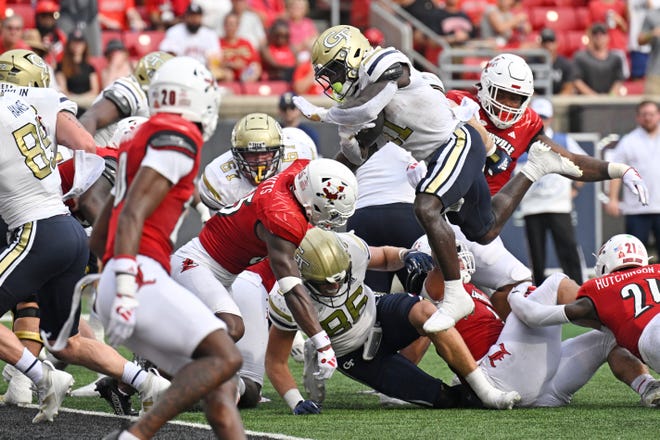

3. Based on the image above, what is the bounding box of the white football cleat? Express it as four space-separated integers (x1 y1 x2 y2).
138 369 170 415
32 361 74 423
290 331 305 363
378 393 412 407
641 379 660 408
520 140 582 182
481 389 521 410
423 287 474 333
302 338 326 403
70 375 105 397
2 364 33 406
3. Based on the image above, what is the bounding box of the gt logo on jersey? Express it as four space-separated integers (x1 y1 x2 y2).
322 28 352 48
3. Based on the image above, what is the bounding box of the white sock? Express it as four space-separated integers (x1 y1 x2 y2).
122 362 147 390
631 374 655 395
15 347 43 384
118 431 140 440
464 368 495 400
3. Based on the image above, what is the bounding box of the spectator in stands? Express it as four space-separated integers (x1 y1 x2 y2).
146 0 190 31
98 0 147 32
589 0 629 54
278 91 319 147
480 0 531 48
55 29 100 115
101 39 132 88
518 97 586 285
285 0 318 56
628 0 659 79
57 0 102 57
34 1 67 67
638 4 660 94
436 0 476 47
159 3 222 68
393 0 443 59
291 50 323 95
217 11 262 82
196 0 233 36
221 0 267 51
260 18 296 82
574 22 626 95
0 15 29 54
538 28 576 95
605 100 660 259
249 0 286 29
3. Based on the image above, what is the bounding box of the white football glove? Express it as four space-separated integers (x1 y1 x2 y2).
622 167 649 206
406 160 427 188
314 346 337 381
107 293 139 347
293 96 329 122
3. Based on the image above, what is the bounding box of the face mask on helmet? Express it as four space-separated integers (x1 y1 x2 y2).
312 25 371 102
456 240 475 284
231 113 284 185
108 116 148 149
134 51 174 93
292 158 358 229
477 53 534 129
594 234 649 276
295 228 352 308
0 49 50 88
148 56 221 142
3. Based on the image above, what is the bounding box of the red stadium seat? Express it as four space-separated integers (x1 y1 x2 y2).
461 1 490 27
564 30 587 57
122 31 165 58
528 7 581 32
101 31 123 52
218 81 243 95
242 81 290 96
621 80 645 96
575 7 590 30
5 3 35 29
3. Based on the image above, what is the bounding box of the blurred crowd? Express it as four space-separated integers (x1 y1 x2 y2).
3 0 660 97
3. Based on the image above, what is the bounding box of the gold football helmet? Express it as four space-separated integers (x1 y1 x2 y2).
311 25 371 101
231 113 284 185
0 49 50 88
133 51 174 92
295 228 352 307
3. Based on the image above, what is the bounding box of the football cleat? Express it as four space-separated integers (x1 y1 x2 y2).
481 389 521 410
32 361 74 423
138 369 170 415
520 140 582 182
2 364 33 406
641 379 660 408
302 338 326 404
70 375 105 397
95 377 137 416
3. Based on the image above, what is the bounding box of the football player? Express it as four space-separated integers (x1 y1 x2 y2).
508 234 660 406
266 228 521 414
292 26 584 334
414 235 660 408
90 57 245 439
79 50 173 146
444 54 649 316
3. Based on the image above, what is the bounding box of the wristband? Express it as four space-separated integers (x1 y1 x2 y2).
283 388 305 410
116 273 137 297
607 162 630 179
278 276 303 294
114 255 138 275
310 330 330 350
398 248 408 263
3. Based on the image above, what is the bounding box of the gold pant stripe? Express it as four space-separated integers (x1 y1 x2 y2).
424 126 469 194
0 222 35 282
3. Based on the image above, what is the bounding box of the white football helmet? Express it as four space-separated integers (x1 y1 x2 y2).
477 53 534 129
148 57 221 141
594 234 648 276
108 116 148 149
292 158 358 229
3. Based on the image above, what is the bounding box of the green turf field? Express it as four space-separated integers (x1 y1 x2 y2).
1 324 658 439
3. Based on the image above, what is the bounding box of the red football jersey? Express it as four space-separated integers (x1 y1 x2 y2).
577 264 660 358
199 159 310 274
103 113 204 271
59 147 119 195
454 284 505 360
446 90 544 194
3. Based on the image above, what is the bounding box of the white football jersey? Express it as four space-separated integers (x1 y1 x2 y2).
198 135 317 211
92 75 150 146
0 92 68 229
358 47 460 161
269 232 377 357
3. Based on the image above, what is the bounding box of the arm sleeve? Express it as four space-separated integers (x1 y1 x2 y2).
323 81 398 126
508 289 570 327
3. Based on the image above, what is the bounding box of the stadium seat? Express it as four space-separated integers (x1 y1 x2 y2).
242 81 290 96
5 4 35 29
564 30 587 57
122 31 165 58
575 7 590 30
621 80 645 96
101 31 123 52
528 7 581 32
218 81 243 95
521 0 549 7
460 1 490 28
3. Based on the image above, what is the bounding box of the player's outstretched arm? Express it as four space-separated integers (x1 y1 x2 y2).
79 98 123 136
56 111 97 153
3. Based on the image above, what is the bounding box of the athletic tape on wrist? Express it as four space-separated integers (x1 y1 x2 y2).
310 330 331 350
277 276 303 294
607 162 630 179
284 388 305 410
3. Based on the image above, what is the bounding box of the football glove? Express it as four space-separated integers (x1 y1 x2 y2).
406 160 427 188
485 148 512 176
622 167 649 206
314 345 337 381
292 95 329 122
293 399 322 415
403 250 434 275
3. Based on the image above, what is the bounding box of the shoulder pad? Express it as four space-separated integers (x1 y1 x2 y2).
268 294 298 331
103 87 133 117
148 131 198 160
360 47 411 83
378 63 403 82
